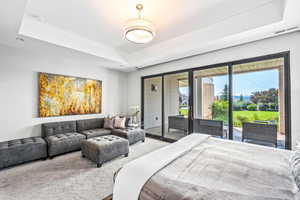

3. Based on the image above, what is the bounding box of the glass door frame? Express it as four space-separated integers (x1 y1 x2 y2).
141 51 291 149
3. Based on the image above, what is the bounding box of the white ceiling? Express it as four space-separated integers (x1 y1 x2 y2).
1 0 299 71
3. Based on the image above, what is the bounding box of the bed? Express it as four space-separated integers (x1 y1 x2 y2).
113 134 300 200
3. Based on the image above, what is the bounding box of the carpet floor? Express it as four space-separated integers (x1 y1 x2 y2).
0 138 168 200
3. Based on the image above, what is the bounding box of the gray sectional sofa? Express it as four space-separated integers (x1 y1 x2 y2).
76 118 111 139
42 121 85 158
42 118 145 158
0 117 146 169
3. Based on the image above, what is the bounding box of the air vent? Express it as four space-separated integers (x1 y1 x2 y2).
275 26 299 34
16 37 24 42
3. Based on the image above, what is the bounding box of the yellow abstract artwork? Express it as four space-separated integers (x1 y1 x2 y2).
39 73 102 117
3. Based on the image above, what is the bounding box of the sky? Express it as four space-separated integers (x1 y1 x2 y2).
214 69 279 96
179 69 279 97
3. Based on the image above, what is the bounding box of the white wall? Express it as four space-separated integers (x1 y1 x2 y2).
0 44 128 142
144 77 162 129
127 32 300 149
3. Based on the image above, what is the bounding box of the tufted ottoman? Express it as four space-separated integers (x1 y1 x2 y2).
81 135 129 168
0 137 47 169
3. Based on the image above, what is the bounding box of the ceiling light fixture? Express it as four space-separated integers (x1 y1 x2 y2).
124 4 155 44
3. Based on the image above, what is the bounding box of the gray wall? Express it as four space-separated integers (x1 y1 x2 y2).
0 44 128 142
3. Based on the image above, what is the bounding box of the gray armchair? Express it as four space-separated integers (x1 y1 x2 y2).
193 119 224 138
242 122 277 147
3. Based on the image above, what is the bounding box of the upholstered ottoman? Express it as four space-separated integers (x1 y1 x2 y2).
112 128 145 145
0 137 47 169
81 135 129 168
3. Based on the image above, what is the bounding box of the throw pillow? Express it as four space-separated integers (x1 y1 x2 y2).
104 117 114 129
114 116 126 129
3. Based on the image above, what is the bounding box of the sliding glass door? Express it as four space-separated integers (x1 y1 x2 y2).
193 66 229 138
143 76 163 137
232 57 286 148
164 72 189 140
142 52 290 149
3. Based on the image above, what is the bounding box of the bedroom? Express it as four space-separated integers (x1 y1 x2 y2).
0 0 300 200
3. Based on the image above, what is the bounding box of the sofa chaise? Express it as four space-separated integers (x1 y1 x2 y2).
112 128 145 145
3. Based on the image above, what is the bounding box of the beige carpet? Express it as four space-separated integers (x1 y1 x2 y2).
0 138 168 200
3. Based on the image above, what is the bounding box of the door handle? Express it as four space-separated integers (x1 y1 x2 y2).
189 106 194 120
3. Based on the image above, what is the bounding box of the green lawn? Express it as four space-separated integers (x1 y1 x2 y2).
233 111 278 127
179 109 278 128
179 108 189 116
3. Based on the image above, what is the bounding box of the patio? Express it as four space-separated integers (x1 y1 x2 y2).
146 125 285 149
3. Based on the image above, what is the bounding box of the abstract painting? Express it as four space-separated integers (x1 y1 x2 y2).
39 73 102 117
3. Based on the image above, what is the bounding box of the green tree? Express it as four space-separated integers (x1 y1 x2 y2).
250 88 278 104
212 100 228 124
239 94 244 102
247 104 257 111
220 84 229 101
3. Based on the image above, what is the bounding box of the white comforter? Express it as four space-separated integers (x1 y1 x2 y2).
114 134 299 200
113 134 210 200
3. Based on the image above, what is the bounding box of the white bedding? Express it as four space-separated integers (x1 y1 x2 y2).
113 134 299 200
113 134 210 200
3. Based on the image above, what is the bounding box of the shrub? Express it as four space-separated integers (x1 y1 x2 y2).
233 101 247 111
269 103 278 111
212 100 228 122
258 103 268 111
233 104 242 111
247 104 257 111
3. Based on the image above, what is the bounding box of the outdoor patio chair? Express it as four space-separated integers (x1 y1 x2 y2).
193 119 224 138
242 122 277 147
168 115 188 133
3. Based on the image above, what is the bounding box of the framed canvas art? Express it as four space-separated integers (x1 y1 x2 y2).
39 73 102 117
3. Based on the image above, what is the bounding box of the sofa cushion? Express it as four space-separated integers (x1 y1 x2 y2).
45 132 85 157
114 116 126 129
42 121 77 138
76 118 104 132
80 128 111 139
104 117 114 129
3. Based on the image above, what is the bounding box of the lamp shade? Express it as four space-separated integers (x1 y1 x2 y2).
124 18 155 44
